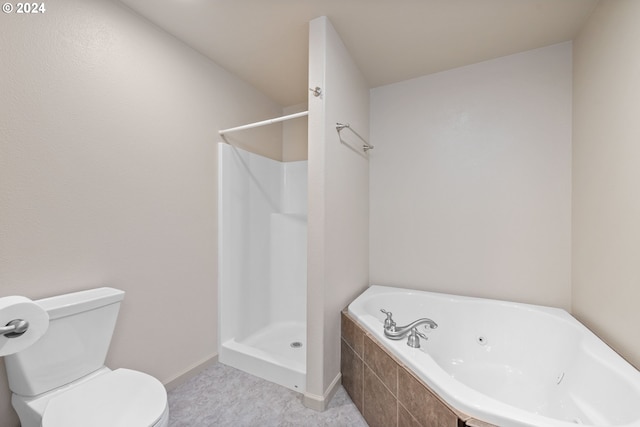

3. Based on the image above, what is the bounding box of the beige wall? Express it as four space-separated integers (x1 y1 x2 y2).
4 2 638 425
283 103 309 161
369 43 573 309
572 0 640 368
0 0 282 424
306 16 369 408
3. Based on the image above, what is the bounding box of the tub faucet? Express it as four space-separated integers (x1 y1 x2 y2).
383 317 438 340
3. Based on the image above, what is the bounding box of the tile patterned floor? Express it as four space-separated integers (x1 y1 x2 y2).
168 362 369 427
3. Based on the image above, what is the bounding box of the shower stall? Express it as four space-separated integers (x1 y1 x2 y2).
218 142 307 392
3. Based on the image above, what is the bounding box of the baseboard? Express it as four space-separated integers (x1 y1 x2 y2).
302 372 342 411
163 353 218 391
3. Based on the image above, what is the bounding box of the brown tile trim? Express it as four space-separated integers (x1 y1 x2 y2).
341 311 364 356
342 309 404 365
363 365 398 427
341 338 364 413
341 307 498 427
397 366 458 427
363 334 398 396
398 401 423 427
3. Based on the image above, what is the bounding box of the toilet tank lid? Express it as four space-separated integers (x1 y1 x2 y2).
36 287 125 320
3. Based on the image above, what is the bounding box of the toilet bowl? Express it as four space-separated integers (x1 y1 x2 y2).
4 287 169 427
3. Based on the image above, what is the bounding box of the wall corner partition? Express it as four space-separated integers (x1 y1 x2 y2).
305 16 370 410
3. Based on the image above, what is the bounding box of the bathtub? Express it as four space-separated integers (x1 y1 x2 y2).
348 285 640 427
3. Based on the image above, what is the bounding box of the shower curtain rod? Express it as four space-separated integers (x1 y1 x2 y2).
218 111 308 136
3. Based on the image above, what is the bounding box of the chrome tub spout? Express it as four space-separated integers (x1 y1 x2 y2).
384 318 438 340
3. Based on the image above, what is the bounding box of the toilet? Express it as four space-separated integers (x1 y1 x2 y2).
3 287 169 427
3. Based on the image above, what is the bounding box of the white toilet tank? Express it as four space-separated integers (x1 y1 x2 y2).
5 287 125 397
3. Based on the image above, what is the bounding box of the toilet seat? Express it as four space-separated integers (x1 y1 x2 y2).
42 368 168 427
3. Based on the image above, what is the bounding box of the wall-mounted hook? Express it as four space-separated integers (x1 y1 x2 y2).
309 87 322 97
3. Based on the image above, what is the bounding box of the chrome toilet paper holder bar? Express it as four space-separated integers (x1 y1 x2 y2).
1 319 29 338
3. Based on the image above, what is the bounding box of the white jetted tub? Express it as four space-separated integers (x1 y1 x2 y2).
348 285 640 427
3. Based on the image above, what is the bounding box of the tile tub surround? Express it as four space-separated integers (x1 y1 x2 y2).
341 310 496 427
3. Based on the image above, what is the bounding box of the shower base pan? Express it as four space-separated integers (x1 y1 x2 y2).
219 321 306 392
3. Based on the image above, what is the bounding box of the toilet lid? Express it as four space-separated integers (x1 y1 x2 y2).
43 368 167 427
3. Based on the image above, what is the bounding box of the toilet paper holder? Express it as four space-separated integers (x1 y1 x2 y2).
0 319 29 338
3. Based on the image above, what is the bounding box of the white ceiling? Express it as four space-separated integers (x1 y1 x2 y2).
118 0 598 107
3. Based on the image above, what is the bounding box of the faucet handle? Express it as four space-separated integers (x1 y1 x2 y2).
407 327 428 348
413 328 428 339
380 309 396 331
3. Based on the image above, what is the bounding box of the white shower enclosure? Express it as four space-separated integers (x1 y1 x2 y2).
218 142 307 392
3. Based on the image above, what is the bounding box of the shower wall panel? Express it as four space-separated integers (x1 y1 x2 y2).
219 143 282 342
270 213 307 324
218 142 308 392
